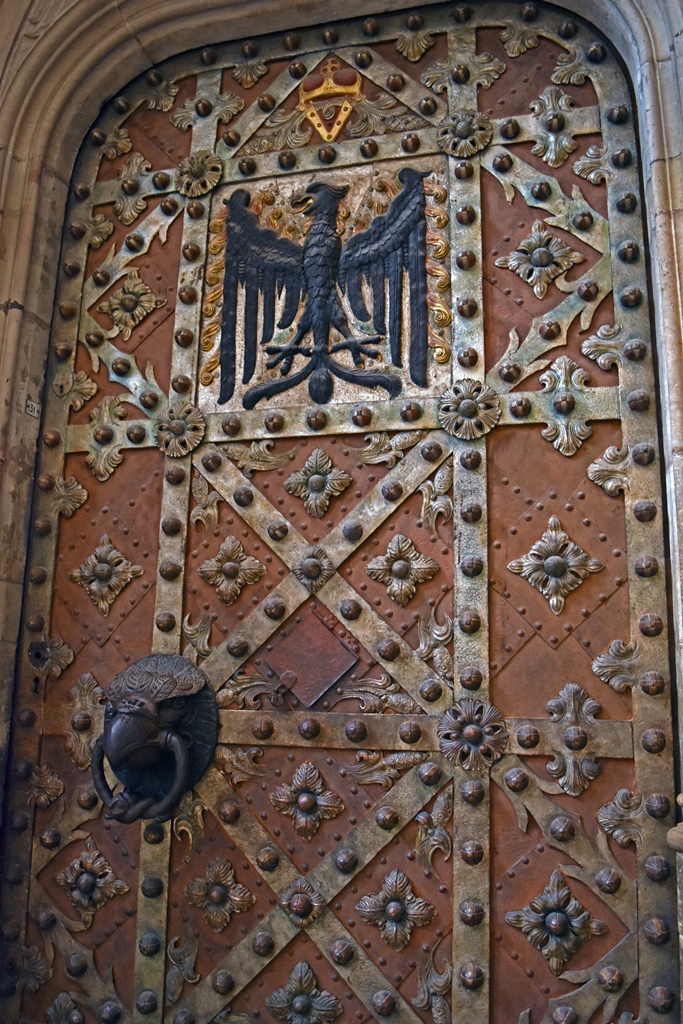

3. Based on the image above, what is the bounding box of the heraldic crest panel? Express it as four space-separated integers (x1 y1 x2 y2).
0 3 677 1023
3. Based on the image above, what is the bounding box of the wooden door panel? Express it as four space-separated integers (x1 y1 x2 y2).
1 4 676 1024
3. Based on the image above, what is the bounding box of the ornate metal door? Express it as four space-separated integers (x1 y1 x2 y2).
1 3 677 1023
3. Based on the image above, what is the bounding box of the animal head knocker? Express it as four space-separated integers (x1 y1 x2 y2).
92 654 218 824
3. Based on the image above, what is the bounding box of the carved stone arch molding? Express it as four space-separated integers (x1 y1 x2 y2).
1 1 683 1023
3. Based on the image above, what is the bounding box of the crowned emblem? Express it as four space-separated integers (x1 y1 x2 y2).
298 57 363 142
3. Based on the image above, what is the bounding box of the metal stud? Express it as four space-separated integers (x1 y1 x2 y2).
377 637 401 661
212 971 234 995
460 839 484 864
400 400 422 421
299 717 320 740
460 779 485 804
644 855 670 881
360 139 379 158
595 868 621 893
640 672 665 695
382 481 403 501
632 443 655 465
517 725 540 748
459 962 485 989
371 991 396 1016
644 794 670 819
376 806 399 830
639 614 663 636
493 153 513 172
419 679 443 702
459 665 483 690
345 719 368 742
219 800 240 824
458 609 481 633
549 816 575 841
417 762 442 786
252 717 274 740
256 847 280 871
340 599 362 620
500 118 520 139
331 939 354 964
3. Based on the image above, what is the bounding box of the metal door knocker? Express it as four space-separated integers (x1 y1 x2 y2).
92 653 218 823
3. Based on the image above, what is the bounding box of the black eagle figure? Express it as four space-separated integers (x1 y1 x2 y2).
219 167 429 408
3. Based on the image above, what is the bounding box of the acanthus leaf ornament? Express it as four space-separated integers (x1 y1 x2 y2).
581 323 627 369
228 54 269 89
156 402 206 457
53 369 98 412
171 91 244 131
414 784 453 871
269 760 344 840
539 356 593 457
55 836 130 928
438 379 501 439
191 471 223 530
198 536 266 606
222 439 301 477
65 672 105 770
182 612 214 660
81 213 115 249
597 789 645 846
292 545 335 595
545 684 602 797
329 674 422 715
265 962 342 1024
366 534 439 606
436 109 492 157
278 877 326 928
97 268 166 341
69 534 143 616
165 922 200 1006
500 22 540 58
51 475 88 518
395 28 435 62
15 945 51 995
412 941 452 1019
173 792 207 852
528 86 579 167
587 445 632 496
215 745 272 788
419 458 453 539
175 149 223 197
505 870 607 975
355 430 426 467
86 396 126 482
114 152 152 225
437 699 508 770
550 47 591 85
185 855 255 932
342 750 429 790
27 764 64 809
284 447 352 518
507 515 604 615
592 638 640 692
142 75 179 111
28 634 74 680
494 221 585 300
573 144 614 185
356 868 437 950
422 53 505 93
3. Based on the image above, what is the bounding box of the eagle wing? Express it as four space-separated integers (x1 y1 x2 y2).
339 167 429 387
219 190 304 403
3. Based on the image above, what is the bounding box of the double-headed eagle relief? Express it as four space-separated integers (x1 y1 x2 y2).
219 167 429 407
